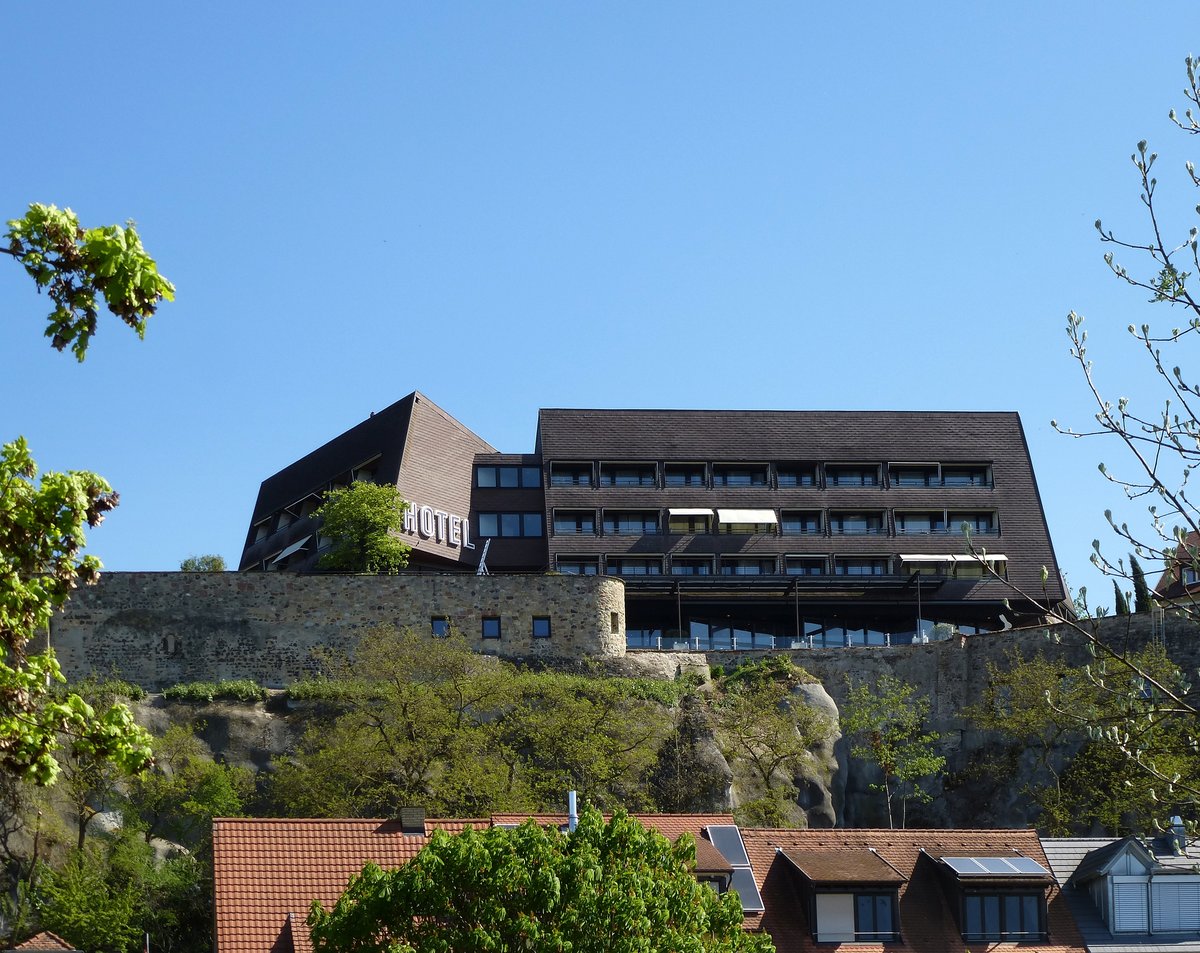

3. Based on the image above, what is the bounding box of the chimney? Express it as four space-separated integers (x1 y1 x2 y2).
1170 815 1187 856
399 806 425 836
568 791 578 833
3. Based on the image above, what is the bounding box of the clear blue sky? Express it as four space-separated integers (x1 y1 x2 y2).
3 2 1198 607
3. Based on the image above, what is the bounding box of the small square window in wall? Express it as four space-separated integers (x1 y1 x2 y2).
431 617 450 637
610 612 620 635
482 616 502 639
532 616 551 639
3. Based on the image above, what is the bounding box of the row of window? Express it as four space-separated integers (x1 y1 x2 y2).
528 461 994 490
547 509 998 537
557 555 1004 578
431 616 552 639
809 889 1042 943
627 617 993 651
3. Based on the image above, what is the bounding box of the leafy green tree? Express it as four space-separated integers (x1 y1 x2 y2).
1128 553 1152 613
315 483 410 573
308 808 774 953
843 674 945 829
4 203 175 360
179 554 226 572
35 850 144 953
712 658 832 827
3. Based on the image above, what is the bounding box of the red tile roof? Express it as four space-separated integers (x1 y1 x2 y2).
213 814 734 953
739 828 1087 953
11 933 79 951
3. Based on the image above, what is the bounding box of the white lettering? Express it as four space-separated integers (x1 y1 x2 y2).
449 515 462 546
434 510 449 542
403 506 417 534
419 506 435 538
462 520 475 550
402 500 473 548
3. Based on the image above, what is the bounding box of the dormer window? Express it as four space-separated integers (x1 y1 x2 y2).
939 856 1051 943
780 848 905 943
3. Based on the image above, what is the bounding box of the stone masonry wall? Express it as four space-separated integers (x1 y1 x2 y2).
48 572 626 690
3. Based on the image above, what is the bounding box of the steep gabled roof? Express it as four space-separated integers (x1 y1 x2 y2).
10 934 80 952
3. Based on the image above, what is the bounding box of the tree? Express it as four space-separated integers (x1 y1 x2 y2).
1129 553 1152 613
842 674 945 829
4 203 175 360
1112 579 1131 615
179 554 226 572
314 483 410 573
307 808 774 953
2 202 171 785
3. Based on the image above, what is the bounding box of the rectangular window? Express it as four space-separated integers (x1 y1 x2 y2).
668 514 710 534
780 511 822 535
712 464 768 487
895 511 946 534
550 463 593 487
475 465 541 488
531 616 551 639
942 465 992 487
553 510 596 535
835 557 889 576
664 464 707 487
962 893 1043 941
949 511 997 534
671 558 713 576
776 465 817 487
1184 566 1200 586
785 557 826 576
826 465 880 487
557 558 599 575
888 464 940 487
603 511 661 535
430 617 450 637
600 463 657 487
830 512 885 535
721 558 777 576
478 512 544 537
607 558 662 576
855 893 897 942
481 617 501 639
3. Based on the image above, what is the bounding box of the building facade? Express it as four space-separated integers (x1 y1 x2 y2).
240 392 1065 650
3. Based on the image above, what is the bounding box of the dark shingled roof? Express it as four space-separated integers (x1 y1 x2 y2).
781 847 907 885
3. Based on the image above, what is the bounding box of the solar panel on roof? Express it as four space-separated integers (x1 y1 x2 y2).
706 826 750 866
729 867 766 913
941 856 1050 877
1007 856 1052 875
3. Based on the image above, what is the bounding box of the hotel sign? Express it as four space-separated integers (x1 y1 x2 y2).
403 503 475 550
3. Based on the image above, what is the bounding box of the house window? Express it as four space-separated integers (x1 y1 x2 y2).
942 464 992 487
430 617 450 637
481 617 502 639
776 465 817 487
553 510 596 535
895 511 946 534
668 514 710 534
781 511 822 535
712 464 769 487
664 464 707 487
855 893 898 942
532 616 551 639
785 557 826 576
962 893 1043 941
721 558 777 576
1184 566 1200 586
603 511 660 535
607 558 662 576
671 558 713 576
557 558 599 575
826 465 880 487
835 557 889 576
830 512 885 535
600 463 657 487
478 512 543 537
550 462 593 487
476 465 537 488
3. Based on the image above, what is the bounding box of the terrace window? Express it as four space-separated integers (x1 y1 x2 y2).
600 463 657 487
950 511 997 534
835 557 890 576
776 465 817 487
664 463 707 487
829 512 885 535
556 558 599 575
826 465 880 487
476 465 541 488
668 508 712 534
603 510 661 535
716 509 777 535
671 558 713 576
895 511 946 534
721 558 777 576
781 511 822 535
550 463 593 487
889 463 940 487
785 557 827 576
942 465 992 487
553 510 596 535
607 558 662 576
712 464 768 487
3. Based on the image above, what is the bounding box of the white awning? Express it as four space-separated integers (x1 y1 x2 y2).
669 508 715 517
900 553 1007 563
717 509 778 524
271 536 312 563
